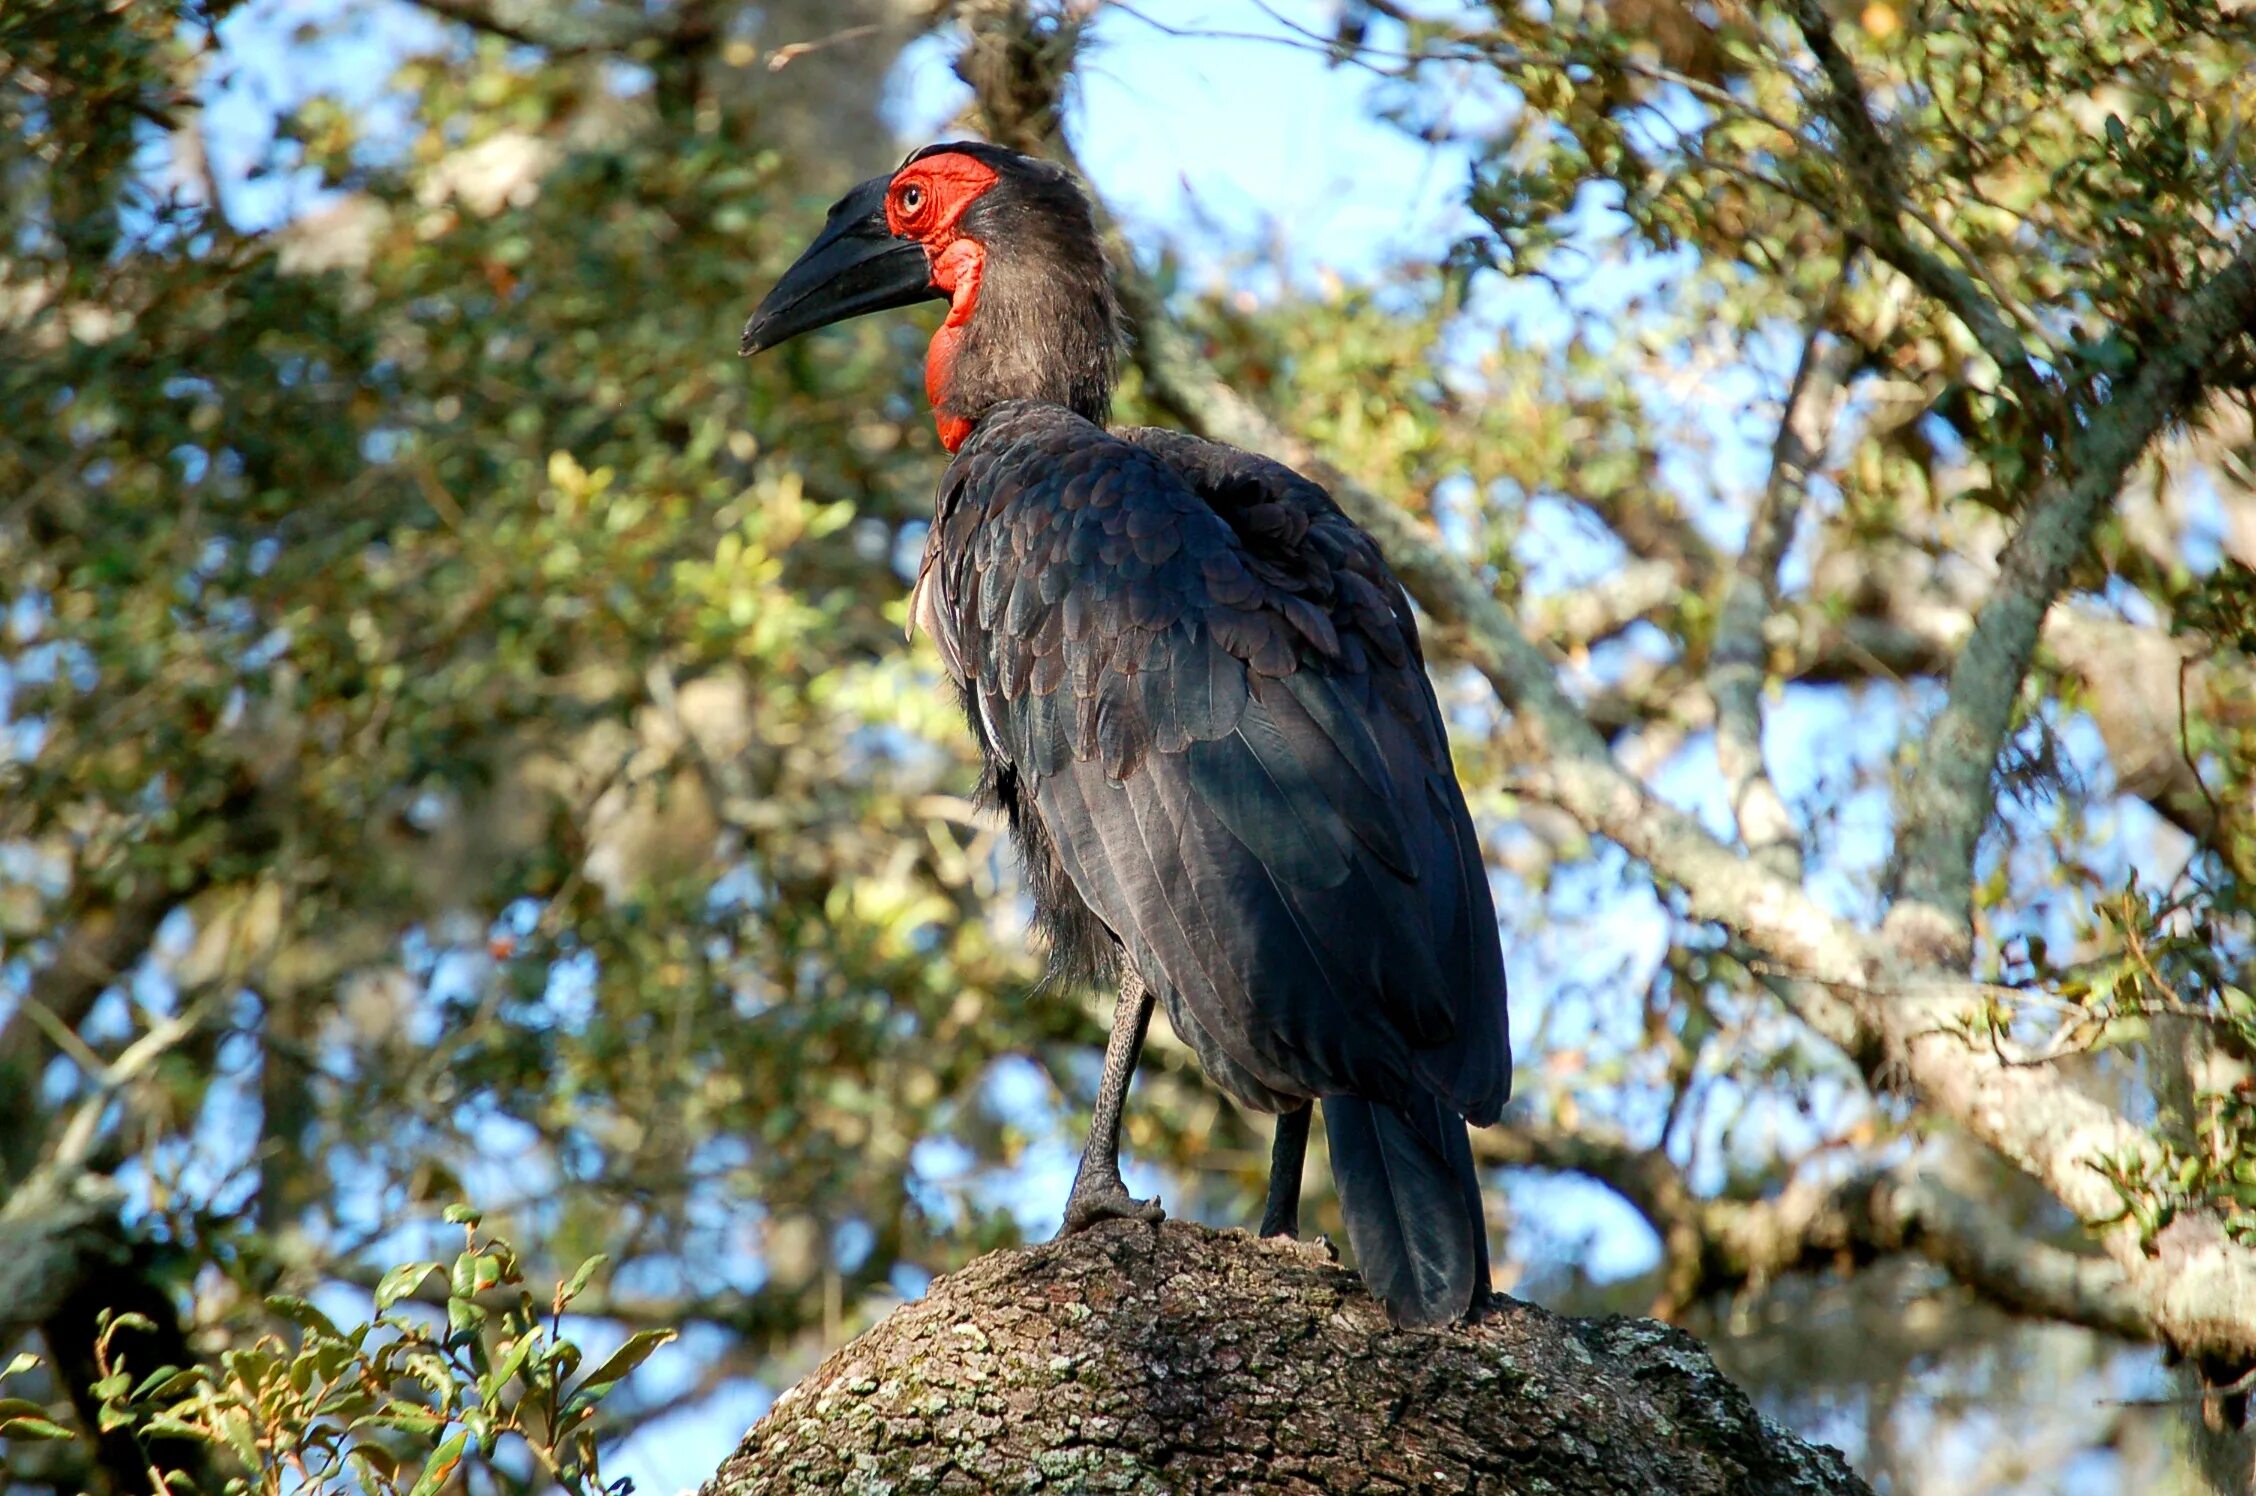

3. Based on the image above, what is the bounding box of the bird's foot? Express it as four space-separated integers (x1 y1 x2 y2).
1257 1205 1300 1240
1056 1174 1165 1238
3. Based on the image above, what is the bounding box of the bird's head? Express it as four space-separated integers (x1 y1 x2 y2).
741 142 1120 451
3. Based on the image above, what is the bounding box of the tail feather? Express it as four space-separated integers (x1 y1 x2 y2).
1323 1092 1484 1327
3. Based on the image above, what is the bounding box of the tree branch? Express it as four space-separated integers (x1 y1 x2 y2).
1789 0 2045 409
1525 556 1683 654
0 876 199 1185
1480 1119 2154 1344
397 0 682 55
1708 316 1859 880
1887 234 2256 952
701 1222 1876 1495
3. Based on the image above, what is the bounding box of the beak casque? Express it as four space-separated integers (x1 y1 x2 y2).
740 174 944 356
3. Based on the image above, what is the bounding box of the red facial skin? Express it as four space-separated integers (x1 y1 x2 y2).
885 152 1000 452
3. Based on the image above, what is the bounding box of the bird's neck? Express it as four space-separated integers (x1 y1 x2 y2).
925 240 985 453
924 240 1119 452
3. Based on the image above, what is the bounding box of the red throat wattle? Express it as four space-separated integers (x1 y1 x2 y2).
924 239 985 451
886 152 1000 452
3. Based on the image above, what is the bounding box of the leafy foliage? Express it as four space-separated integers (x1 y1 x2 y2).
4 1215 652 1494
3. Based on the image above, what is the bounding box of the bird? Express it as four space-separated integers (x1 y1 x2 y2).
741 142 1511 1328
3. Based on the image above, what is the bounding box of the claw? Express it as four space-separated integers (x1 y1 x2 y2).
1057 1178 1165 1238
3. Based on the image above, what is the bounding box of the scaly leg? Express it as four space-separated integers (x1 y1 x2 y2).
1057 965 1165 1236
1258 1102 1312 1238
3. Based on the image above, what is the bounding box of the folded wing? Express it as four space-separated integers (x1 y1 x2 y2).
927 403 1510 1125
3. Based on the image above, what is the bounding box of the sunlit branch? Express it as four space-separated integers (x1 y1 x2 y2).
1480 1117 2153 1342
1887 235 2256 951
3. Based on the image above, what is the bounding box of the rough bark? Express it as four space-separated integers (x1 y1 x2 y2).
702 1221 1872 1495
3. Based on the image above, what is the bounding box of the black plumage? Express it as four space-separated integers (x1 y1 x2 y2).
744 142 1512 1327
919 403 1510 1323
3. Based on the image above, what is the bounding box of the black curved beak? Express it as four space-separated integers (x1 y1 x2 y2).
740 175 943 356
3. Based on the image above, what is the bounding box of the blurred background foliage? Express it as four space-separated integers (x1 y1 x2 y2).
4 0 2256 1492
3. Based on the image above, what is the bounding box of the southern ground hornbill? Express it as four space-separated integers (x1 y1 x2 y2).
742 143 1511 1327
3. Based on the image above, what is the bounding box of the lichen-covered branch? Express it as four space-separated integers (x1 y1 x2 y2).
1887 235 2256 951
701 1222 1875 1495
1479 1120 2151 1343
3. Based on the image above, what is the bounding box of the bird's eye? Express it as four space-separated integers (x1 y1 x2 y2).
900 183 925 213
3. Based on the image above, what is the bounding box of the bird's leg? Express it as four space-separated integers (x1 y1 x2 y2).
1057 965 1164 1236
1258 1102 1313 1238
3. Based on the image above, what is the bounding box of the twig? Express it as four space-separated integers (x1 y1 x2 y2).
48 1003 212 1179
2179 654 2228 843
766 23 884 71
2101 1364 2256 1408
1708 306 1850 880
14 997 110 1081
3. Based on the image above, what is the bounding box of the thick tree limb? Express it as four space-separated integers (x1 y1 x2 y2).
701 1221 1875 1495
1888 236 2256 950
396 0 682 54
1479 1120 2152 1344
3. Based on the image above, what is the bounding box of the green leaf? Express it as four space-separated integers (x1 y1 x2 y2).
216 1405 260 1468
442 1203 482 1227
348 1444 401 1480
0 1416 77 1440
131 1365 189 1402
312 1340 358 1383
354 1407 446 1436
1 1353 38 1379
408 1430 470 1496
266 1294 344 1341
481 1333 537 1407
558 1253 609 1305
569 1328 675 1405
376 1261 441 1310
0 1399 50 1419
